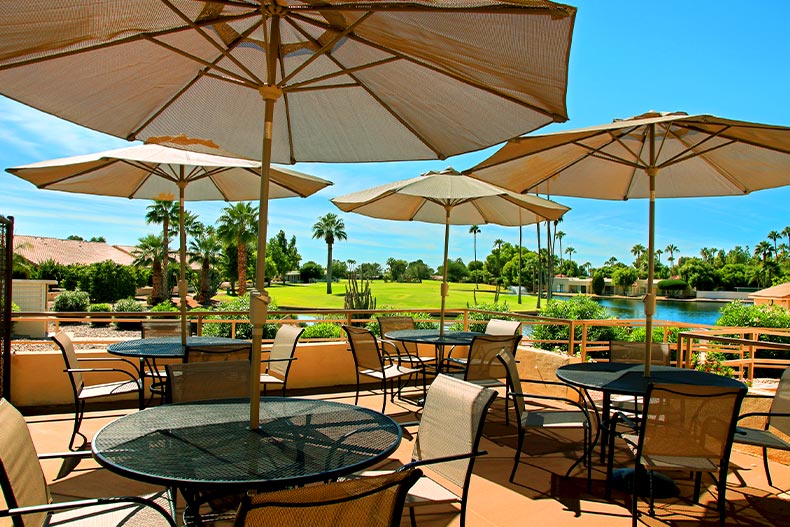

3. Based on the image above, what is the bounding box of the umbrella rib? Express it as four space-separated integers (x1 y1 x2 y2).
158 0 264 85
0 10 256 73
277 59 297 165
288 11 566 122
27 159 119 189
284 58 400 91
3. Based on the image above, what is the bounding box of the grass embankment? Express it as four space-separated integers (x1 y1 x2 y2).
215 280 540 311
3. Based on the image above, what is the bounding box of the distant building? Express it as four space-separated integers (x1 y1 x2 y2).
14 235 136 266
748 283 790 310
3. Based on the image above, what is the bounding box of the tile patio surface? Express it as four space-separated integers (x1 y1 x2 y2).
23 387 790 526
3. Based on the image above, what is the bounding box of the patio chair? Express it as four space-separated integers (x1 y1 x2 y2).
607 382 746 527
234 469 422 527
497 349 598 487
140 320 191 403
52 331 143 450
343 325 422 413
733 366 790 487
184 341 252 362
0 398 176 527
357 374 497 527
444 318 520 373
607 341 672 416
377 315 436 373
260 324 303 396
165 360 251 403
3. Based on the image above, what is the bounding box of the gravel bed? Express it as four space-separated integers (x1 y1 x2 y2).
12 323 143 352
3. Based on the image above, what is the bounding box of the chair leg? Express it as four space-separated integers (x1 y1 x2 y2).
631 464 640 527
69 399 85 450
648 470 655 517
717 467 728 527
763 446 773 486
354 371 361 406
409 505 417 527
381 378 388 413
693 471 702 503
510 429 525 483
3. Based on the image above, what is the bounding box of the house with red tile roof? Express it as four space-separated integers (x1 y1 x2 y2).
749 282 790 310
13 235 137 266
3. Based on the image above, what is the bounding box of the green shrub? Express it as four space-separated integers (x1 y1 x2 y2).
33 259 65 282
53 290 90 312
11 302 19 312
366 310 437 336
532 295 617 353
60 265 84 291
88 303 112 327
150 301 179 312
448 302 513 333
592 271 605 295
615 325 679 344
113 297 144 330
716 300 790 364
201 295 281 340
85 261 137 303
301 322 341 339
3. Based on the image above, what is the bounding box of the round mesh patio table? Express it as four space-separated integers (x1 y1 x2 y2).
107 336 247 359
92 397 402 519
384 329 482 373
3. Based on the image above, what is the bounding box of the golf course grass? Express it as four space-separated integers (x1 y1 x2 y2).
215 280 540 311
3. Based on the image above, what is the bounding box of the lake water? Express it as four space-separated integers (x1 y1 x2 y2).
555 296 729 326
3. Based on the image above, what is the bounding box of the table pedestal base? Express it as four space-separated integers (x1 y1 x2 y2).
610 467 680 499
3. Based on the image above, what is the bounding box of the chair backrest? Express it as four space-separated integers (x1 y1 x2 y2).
165 361 251 403
464 334 521 382
52 331 84 396
639 383 746 463
377 316 417 355
233 468 422 527
484 319 521 336
141 319 190 338
0 398 51 527
266 325 304 379
769 366 790 436
411 375 497 491
609 341 670 366
343 326 384 372
497 348 526 424
184 342 252 363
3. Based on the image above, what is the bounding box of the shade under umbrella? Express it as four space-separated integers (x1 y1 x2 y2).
331 167 569 333
7 138 332 344
469 110 790 374
0 0 576 427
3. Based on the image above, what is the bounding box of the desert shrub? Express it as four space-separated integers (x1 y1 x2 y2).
532 295 617 353
88 303 112 327
113 297 144 330
448 302 513 333
53 290 90 312
201 295 281 340
301 322 341 339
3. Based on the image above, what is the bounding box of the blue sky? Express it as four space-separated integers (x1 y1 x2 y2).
2 1 789 271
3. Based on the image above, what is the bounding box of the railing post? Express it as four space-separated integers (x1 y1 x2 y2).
568 320 576 357
580 323 588 361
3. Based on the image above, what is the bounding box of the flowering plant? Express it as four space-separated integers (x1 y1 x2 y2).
692 351 735 378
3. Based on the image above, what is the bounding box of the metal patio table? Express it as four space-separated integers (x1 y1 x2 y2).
383 329 482 373
556 362 746 496
92 397 402 523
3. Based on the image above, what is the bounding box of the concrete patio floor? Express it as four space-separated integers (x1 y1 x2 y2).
21 387 790 526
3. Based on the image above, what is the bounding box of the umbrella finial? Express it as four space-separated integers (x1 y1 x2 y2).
145 134 220 149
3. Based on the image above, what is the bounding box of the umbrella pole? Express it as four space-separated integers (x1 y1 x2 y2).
439 207 451 337
249 11 282 430
643 124 658 377
178 178 188 346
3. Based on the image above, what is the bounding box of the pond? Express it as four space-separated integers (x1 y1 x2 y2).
555 296 730 326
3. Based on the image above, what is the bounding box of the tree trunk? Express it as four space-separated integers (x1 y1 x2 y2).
151 260 163 304
199 260 210 304
326 242 333 294
238 242 248 296
161 216 170 303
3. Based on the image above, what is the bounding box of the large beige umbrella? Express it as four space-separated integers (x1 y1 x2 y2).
331 167 569 334
6 137 332 344
469 111 790 374
0 0 576 427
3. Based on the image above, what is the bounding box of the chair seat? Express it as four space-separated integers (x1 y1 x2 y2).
397 355 437 365
360 364 420 380
260 374 284 384
620 433 720 473
47 491 174 526
79 379 141 400
734 426 790 450
359 468 460 506
523 409 588 429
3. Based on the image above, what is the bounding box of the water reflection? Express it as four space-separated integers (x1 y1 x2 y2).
557 296 727 326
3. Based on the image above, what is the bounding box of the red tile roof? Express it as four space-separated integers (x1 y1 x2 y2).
749 282 790 299
14 235 136 266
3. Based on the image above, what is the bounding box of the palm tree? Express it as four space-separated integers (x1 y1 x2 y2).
492 238 504 302
555 230 565 267
469 225 481 290
754 241 773 262
145 200 178 302
188 224 222 304
564 246 576 264
312 213 347 294
782 226 790 251
217 202 259 296
664 243 678 272
132 234 167 303
655 248 663 264
631 243 646 263
768 230 781 254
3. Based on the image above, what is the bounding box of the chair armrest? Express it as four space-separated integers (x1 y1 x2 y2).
397 420 421 428
38 450 92 461
78 356 139 369
0 496 176 527
738 411 790 421
399 450 488 471
65 367 140 383
260 357 297 363
609 410 639 433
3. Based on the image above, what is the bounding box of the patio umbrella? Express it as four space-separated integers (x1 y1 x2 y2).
469 111 790 375
331 167 569 334
0 0 576 427
6 138 332 344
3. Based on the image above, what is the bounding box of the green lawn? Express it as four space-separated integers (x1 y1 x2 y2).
216 280 539 311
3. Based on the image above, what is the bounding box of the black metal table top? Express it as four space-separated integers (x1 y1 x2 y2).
92 397 402 491
384 329 482 346
556 362 746 397
106 336 248 359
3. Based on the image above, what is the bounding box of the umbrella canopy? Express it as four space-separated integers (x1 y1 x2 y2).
0 0 576 427
331 167 569 333
7 139 332 343
469 110 790 374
